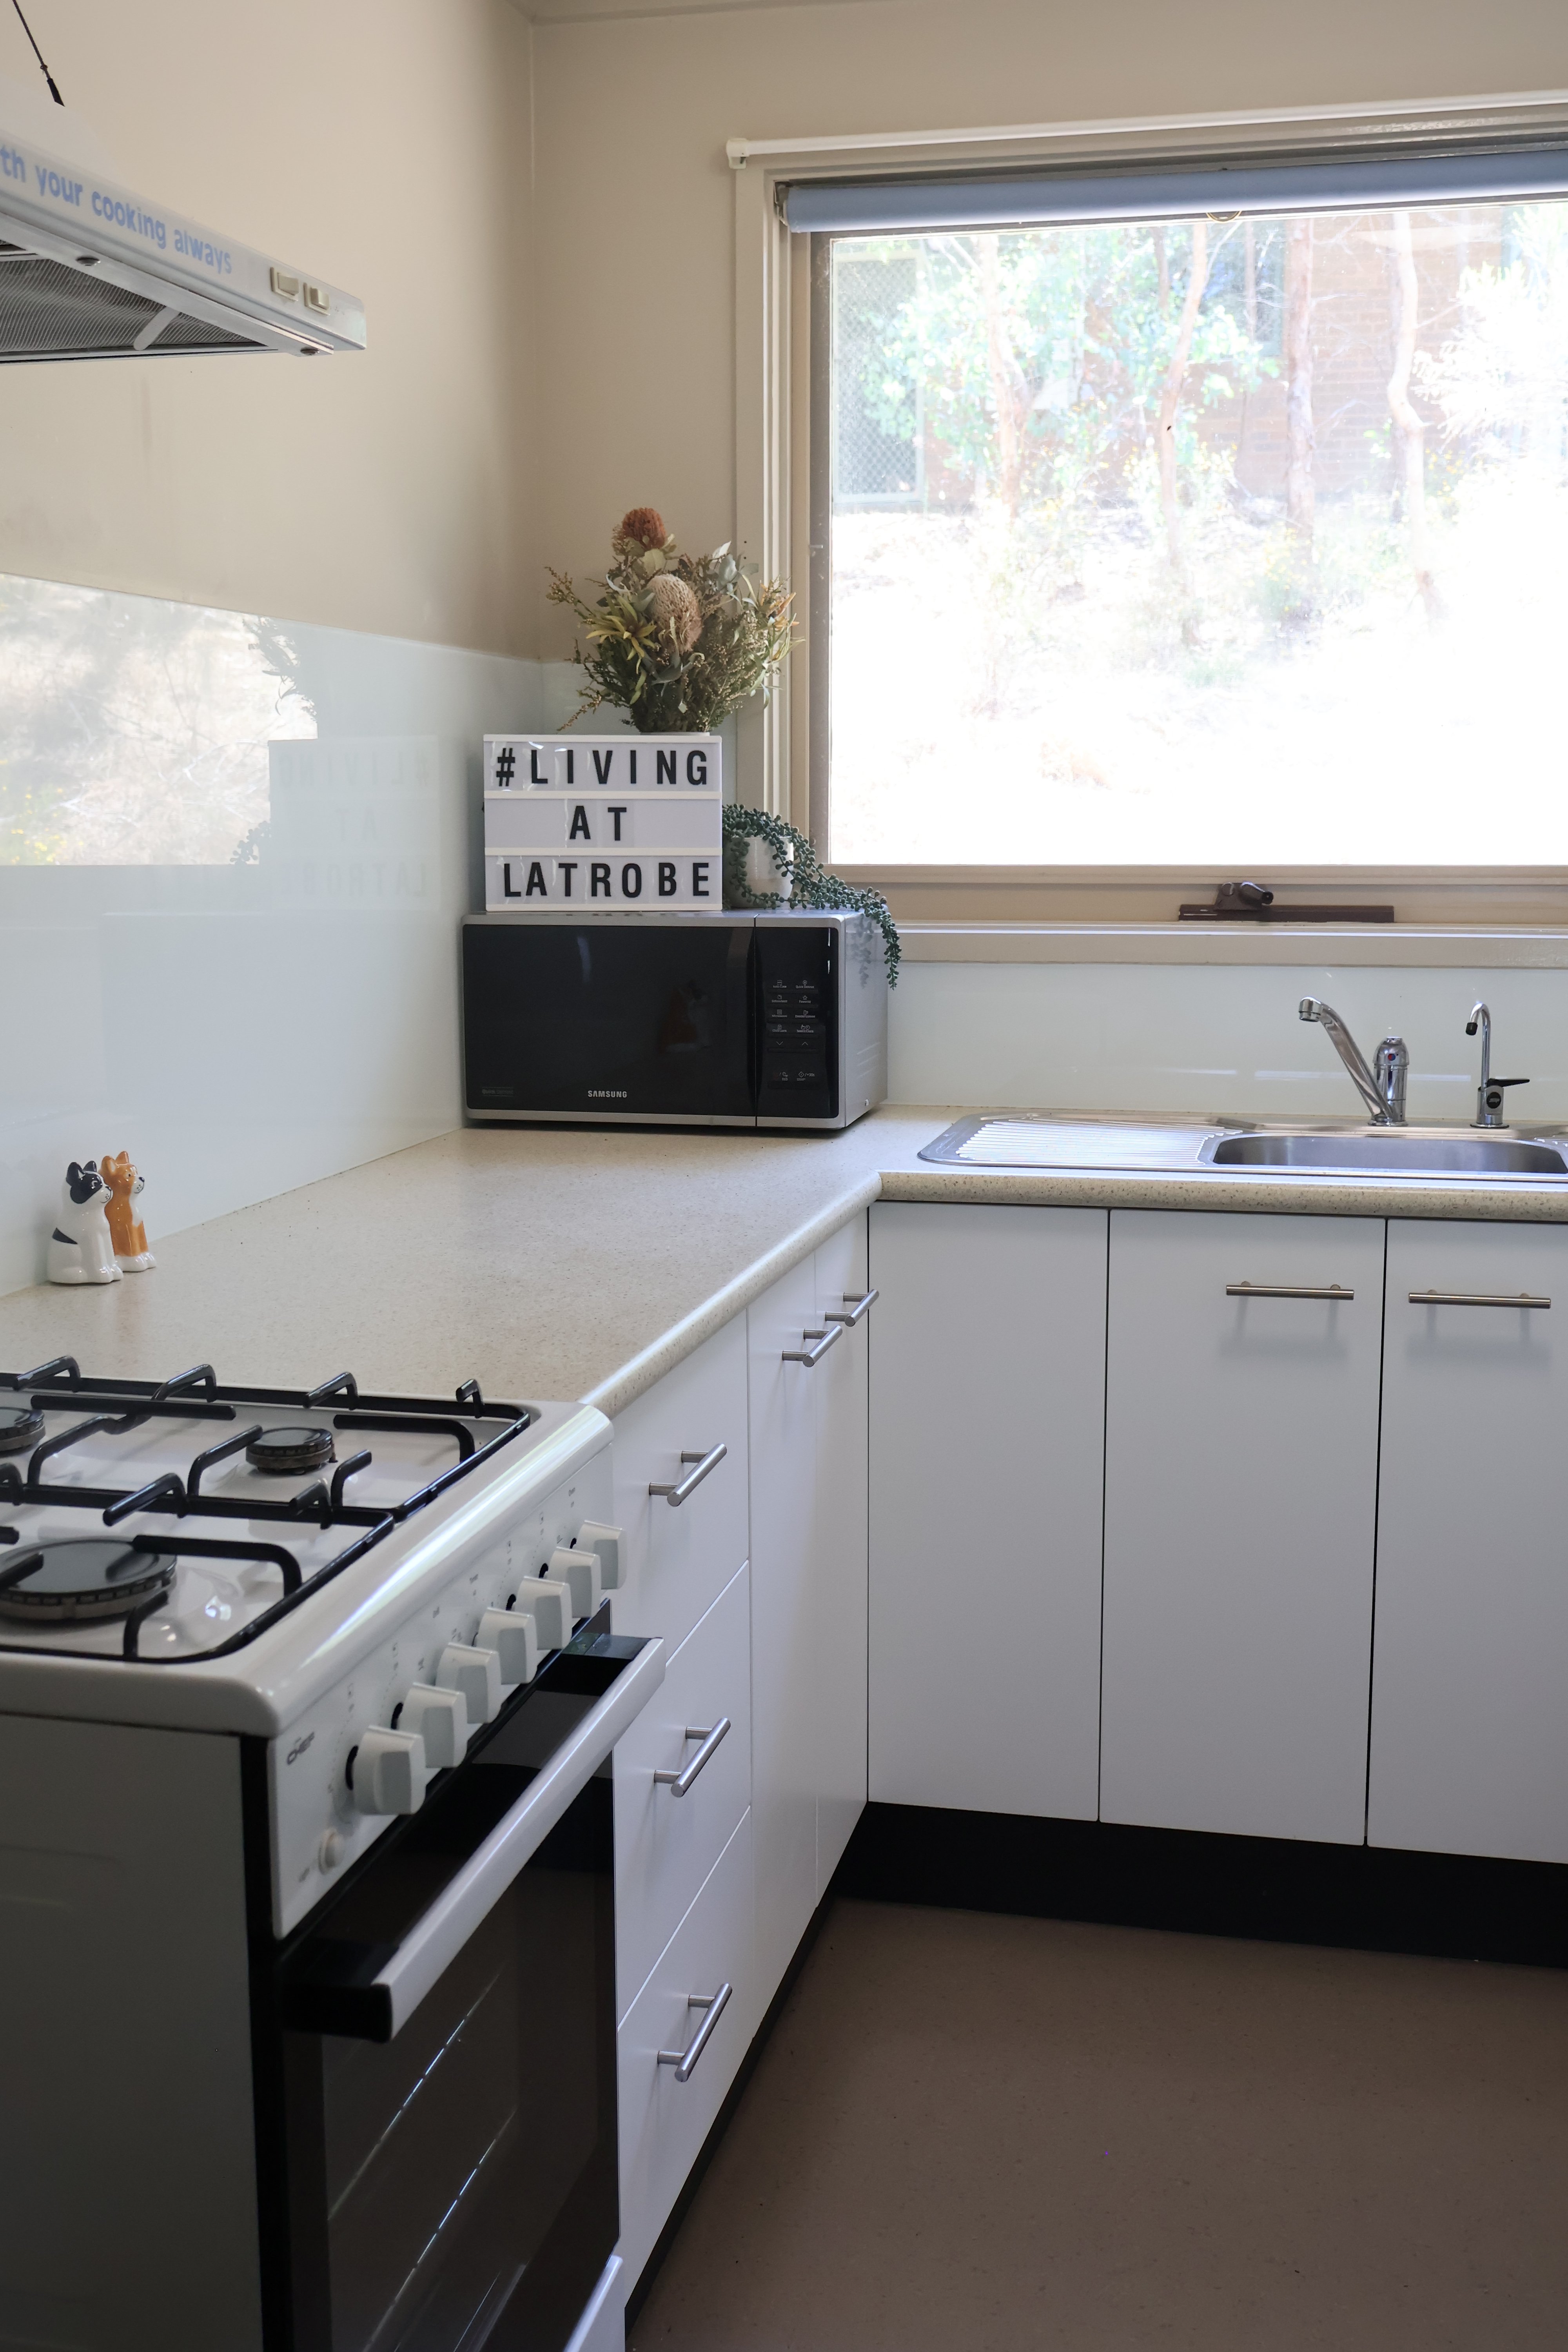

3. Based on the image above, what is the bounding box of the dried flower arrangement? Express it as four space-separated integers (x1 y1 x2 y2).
548 506 898 984
547 507 794 734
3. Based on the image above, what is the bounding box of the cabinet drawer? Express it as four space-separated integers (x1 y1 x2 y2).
615 1562 751 2021
610 1315 748 1653
618 1810 753 2290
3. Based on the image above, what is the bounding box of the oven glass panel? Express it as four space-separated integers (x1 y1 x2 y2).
463 920 754 1118
275 1661 622 2352
321 1811 605 2351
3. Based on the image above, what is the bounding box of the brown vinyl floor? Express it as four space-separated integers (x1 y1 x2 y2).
628 1899 1568 2352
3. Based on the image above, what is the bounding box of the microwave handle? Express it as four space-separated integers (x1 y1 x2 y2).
745 920 760 1114
285 1635 665 2043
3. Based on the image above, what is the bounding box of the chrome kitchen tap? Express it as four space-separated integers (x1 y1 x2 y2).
1465 1000 1529 1128
1298 997 1409 1124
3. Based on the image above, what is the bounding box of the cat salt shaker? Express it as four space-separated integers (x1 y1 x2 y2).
47 1161 122 1285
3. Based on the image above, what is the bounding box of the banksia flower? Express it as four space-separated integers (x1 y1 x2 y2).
614 506 669 559
550 507 793 742
648 573 702 653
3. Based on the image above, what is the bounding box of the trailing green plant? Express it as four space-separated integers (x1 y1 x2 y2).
547 506 794 734
722 804 900 988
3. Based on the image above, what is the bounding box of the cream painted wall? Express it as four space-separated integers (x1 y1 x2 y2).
530 0 1568 629
0 0 535 653
11 2 1568 691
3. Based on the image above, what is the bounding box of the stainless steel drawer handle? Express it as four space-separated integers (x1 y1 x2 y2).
825 1288 879 1328
659 1982 732 2082
783 1324 841 1367
1226 1281 1354 1301
1408 1289 1551 1309
654 1716 732 1797
649 1442 727 1506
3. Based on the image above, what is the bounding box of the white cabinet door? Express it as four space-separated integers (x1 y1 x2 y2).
811 1217 869 1895
868 1202 1108 1819
746 1250 822 2014
1370 1221 1568 1864
1102 1209 1385 1844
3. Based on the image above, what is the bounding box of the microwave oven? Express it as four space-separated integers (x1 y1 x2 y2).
461 911 889 1131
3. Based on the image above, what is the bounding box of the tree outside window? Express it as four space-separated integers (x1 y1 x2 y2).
826 200 1568 868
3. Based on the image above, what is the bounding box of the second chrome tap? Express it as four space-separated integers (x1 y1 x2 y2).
1465 1001 1530 1129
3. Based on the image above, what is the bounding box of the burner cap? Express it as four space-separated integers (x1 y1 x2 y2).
0 1537 177 1622
246 1424 335 1476
0 1405 44 1455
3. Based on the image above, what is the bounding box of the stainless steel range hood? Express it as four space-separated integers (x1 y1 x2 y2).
0 75 364 362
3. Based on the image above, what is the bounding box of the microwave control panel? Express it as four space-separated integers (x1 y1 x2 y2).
755 925 836 1122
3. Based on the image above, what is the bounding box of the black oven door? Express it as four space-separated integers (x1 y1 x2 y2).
255 1630 660 2352
462 917 755 1121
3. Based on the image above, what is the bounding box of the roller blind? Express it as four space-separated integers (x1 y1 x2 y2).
784 142 1568 235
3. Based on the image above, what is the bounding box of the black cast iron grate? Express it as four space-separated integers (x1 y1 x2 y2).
0 1359 534 1666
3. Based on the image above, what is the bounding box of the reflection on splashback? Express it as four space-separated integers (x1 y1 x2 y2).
0 573 316 866
0 578 554 1296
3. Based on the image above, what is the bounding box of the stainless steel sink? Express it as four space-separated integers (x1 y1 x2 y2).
1205 1133 1568 1177
917 1114 1568 1180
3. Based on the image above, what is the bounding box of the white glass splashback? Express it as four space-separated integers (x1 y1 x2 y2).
0 572 559 1295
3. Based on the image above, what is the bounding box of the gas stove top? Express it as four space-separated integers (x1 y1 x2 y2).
0 1356 539 1667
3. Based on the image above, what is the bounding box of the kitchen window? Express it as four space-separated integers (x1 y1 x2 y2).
791 136 1568 919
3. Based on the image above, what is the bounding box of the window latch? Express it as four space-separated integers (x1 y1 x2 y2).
1179 880 1395 924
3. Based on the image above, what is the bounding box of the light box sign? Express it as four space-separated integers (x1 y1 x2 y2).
485 791 719 853
481 732 723 909
483 734 720 794
484 852 718 909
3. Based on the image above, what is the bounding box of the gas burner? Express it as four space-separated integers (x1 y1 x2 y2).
246 1425 336 1476
0 1404 44 1454
0 1537 178 1622
0 1360 535 1665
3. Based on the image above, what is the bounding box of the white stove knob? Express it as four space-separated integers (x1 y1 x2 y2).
351 1726 428 1817
577 1520 623 1591
547 1544 601 1621
436 1642 503 1725
318 1829 345 1873
478 1605 539 1688
399 1681 469 1768
513 1576 573 1654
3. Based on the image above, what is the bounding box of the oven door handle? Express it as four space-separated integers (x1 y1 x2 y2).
286 1636 665 2042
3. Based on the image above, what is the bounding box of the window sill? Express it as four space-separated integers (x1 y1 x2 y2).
900 924 1568 969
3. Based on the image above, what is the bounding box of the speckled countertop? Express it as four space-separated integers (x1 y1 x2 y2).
5 1108 1568 1416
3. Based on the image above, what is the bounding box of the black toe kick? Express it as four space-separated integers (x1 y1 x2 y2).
834 1806 1568 1970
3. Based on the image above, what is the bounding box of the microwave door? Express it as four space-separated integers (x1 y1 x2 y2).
464 922 754 1121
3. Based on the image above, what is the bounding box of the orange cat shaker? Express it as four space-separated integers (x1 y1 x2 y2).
100 1150 156 1272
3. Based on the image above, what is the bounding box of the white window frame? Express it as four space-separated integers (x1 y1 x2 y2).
730 87 1568 960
